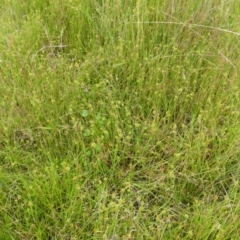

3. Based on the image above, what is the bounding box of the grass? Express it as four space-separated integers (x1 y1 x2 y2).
1 0 240 239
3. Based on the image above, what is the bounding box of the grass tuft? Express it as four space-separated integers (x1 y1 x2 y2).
1 0 240 239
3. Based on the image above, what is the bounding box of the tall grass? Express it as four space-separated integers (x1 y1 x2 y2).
1 0 240 239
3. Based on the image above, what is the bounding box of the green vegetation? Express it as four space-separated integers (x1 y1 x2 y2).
1 0 240 239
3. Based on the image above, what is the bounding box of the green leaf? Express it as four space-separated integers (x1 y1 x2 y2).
81 110 88 117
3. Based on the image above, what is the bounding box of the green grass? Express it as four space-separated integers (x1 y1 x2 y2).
1 0 240 239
